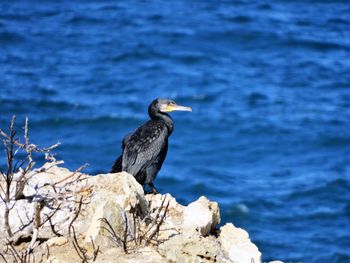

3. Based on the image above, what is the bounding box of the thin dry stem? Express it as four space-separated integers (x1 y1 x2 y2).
68 195 84 236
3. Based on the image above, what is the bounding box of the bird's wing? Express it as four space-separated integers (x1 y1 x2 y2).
122 121 168 176
121 133 132 149
111 155 122 173
110 132 133 173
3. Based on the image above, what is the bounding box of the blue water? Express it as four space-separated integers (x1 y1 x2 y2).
1 1 350 262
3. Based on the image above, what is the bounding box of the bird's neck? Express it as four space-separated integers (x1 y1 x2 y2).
151 112 174 135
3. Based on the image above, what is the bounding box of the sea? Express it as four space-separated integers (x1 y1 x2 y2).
0 1 349 262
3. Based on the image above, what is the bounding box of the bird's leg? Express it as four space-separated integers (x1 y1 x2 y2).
147 182 159 195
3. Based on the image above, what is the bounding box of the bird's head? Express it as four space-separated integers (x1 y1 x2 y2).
150 98 192 114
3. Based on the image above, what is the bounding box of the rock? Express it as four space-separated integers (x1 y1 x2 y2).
146 194 220 240
183 196 220 236
88 172 148 216
98 247 163 263
0 163 81 236
24 163 74 197
0 199 34 235
45 256 66 263
0 163 271 262
146 193 184 226
145 193 184 240
46 237 69 247
84 199 126 248
158 232 229 263
83 172 149 248
219 223 262 263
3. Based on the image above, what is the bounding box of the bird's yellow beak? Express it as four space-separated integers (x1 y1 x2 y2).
162 104 192 112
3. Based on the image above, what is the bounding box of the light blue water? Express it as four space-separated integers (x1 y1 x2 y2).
1 1 350 262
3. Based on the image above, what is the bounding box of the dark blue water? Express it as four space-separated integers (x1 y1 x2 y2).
1 1 350 262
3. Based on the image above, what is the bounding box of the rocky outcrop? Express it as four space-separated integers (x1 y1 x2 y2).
219 223 261 263
0 163 263 263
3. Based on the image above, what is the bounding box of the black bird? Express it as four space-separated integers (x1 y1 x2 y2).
111 98 192 193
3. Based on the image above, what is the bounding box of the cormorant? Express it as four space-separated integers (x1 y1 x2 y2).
111 98 192 194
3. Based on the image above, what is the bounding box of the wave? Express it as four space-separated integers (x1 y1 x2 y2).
287 178 350 200
0 97 85 110
110 48 167 63
282 37 350 51
65 14 105 25
198 27 349 52
314 251 350 263
171 93 217 103
0 31 27 45
247 92 269 106
28 114 142 128
96 4 124 11
147 14 164 22
109 44 210 65
171 50 210 64
226 203 250 217
318 135 350 147
224 15 252 24
0 13 30 21
327 18 349 25
1 9 59 22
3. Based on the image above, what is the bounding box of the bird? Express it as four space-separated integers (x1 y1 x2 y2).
111 98 192 194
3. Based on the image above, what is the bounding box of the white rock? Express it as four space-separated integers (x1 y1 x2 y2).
146 193 184 239
85 198 126 248
0 163 273 262
0 199 34 235
158 231 230 263
88 172 148 216
183 196 220 236
219 223 262 263
45 256 67 263
46 237 69 247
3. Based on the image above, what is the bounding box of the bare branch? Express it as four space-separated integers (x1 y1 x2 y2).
146 199 170 245
0 116 97 262
70 225 90 263
98 218 125 249
0 116 62 239
7 241 21 262
90 236 100 262
0 250 9 263
123 213 128 253
68 195 83 236
53 164 88 186
40 204 61 227
45 243 50 260
4 203 13 237
28 199 44 252
141 195 167 239
48 217 62 237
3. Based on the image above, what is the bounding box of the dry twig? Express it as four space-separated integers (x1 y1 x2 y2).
68 195 84 236
70 225 99 263
99 195 172 254
0 116 90 261
98 217 128 252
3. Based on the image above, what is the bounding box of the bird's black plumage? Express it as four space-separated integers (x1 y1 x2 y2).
111 133 131 173
111 98 192 194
